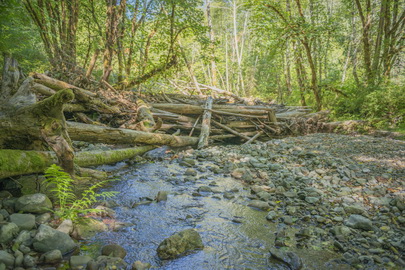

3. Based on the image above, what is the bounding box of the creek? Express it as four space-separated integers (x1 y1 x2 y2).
84 156 339 270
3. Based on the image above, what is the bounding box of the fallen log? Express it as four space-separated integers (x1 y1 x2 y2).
67 122 198 147
32 73 120 114
243 131 263 145
212 120 251 141
0 146 155 179
210 131 257 140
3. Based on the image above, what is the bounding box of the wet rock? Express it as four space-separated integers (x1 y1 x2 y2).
184 168 197 176
256 191 272 201
157 229 204 259
283 191 297 198
0 251 15 268
305 196 320 204
132 200 153 208
269 248 302 270
248 200 270 211
197 186 212 193
94 205 116 217
282 216 294 225
40 250 62 264
344 204 365 215
132 261 151 270
223 192 235 199
15 230 32 246
33 224 77 254
72 218 108 239
35 213 51 224
70 255 92 269
14 250 23 268
232 217 243 223
2 198 17 213
0 191 12 199
9 214 36 231
0 209 9 219
15 193 52 214
156 191 169 202
0 222 19 244
231 168 247 179
94 255 127 269
101 244 127 259
330 226 351 239
345 215 373 231
57 219 74 234
23 255 36 268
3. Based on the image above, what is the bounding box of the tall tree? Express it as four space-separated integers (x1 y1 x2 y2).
24 0 79 74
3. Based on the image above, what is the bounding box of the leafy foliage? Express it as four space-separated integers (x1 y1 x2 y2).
44 164 117 222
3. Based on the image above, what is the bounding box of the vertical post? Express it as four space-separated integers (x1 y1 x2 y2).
197 96 213 149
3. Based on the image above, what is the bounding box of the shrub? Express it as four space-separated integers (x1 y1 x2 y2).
44 164 118 222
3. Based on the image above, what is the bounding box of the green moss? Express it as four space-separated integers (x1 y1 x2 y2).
0 150 56 178
75 146 156 167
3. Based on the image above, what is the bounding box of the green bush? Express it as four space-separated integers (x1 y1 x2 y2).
361 84 405 128
44 164 118 222
328 82 404 129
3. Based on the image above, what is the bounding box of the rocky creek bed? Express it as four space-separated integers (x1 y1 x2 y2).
0 133 404 269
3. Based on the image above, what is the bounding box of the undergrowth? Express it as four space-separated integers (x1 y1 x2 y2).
44 164 118 223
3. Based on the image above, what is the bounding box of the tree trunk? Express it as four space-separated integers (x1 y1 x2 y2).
1 53 22 102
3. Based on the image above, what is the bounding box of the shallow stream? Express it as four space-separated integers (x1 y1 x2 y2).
85 158 340 270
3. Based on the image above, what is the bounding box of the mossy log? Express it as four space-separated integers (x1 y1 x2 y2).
0 146 156 179
67 122 198 147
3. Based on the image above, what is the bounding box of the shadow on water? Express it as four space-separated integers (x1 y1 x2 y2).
84 160 341 270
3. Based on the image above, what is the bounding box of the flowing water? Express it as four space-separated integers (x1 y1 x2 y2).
85 158 340 270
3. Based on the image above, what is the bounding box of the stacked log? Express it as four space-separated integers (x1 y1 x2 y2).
146 98 323 143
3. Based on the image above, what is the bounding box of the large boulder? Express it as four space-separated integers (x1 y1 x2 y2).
33 224 77 254
15 193 52 214
0 222 19 244
157 229 204 260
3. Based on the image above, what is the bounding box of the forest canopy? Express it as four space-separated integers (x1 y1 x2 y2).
1 0 404 128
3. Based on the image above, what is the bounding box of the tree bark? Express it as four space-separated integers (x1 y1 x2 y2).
0 53 22 102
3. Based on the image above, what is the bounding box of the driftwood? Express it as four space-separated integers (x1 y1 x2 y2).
67 122 198 147
0 146 155 179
